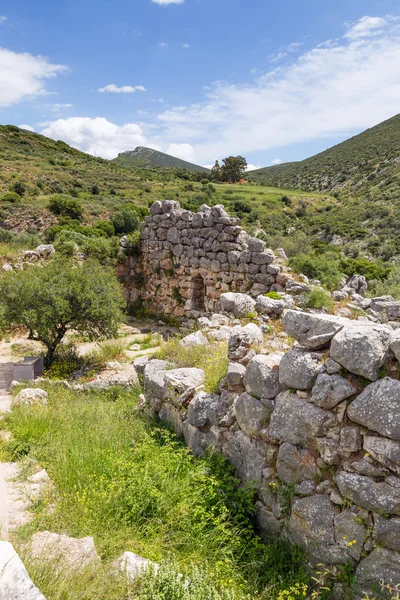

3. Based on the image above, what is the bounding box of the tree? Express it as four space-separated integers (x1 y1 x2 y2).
0 258 124 367
12 181 26 197
48 195 83 221
92 184 100 195
220 156 247 183
211 160 222 182
112 205 140 234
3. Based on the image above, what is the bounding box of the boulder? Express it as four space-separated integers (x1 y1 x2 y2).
269 391 336 446
180 331 208 348
255 502 282 539
283 310 345 350
35 244 55 258
335 472 400 515
370 296 400 321
29 531 100 571
219 292 256 318
222 430 275 487
363 436 400 475
285 280 310 295
374 515 400 551
347 378 400 440
228 324 263 361
389 328 400 361
276 442 320 484
339 426 362 454
311 373 356 409
187 391 228 427
330 324 391 381
227 362 246 391
2 263 12 272
332 290 348 301
235 392 272 439
279 350 324 390
355 548 400 599
159 403 184 435
143 360 170 399
163 368 205 405
0 541 46 600
288 495 347 565
255 295 285 315
13 388 48 407
334 510 367 561
182 421 219 457
342 274 368 296
244 353 282 399
113 551 159 581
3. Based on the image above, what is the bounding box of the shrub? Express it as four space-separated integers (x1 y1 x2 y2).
12 181 26 196
290 253 342 290
0 228 12 243
233 200 252 213
265 291 283 300
2 191 21 203
48 195 84 221
303 287 334 310
112 205 140 234
369 265 400 299
281 195 291 206
91 184 100 195
93 220 115 237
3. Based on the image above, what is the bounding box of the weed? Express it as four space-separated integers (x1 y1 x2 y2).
303 287 334 311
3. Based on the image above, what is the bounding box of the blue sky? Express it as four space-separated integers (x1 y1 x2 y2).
1 0 400 168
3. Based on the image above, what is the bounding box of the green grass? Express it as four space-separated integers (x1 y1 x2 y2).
154 338 230 393
2 385 308 599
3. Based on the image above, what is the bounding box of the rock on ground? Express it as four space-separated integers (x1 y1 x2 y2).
220 292 256 318
283 310 345 349
0 541 45 600
279 350 324 390
12 389 48 407
113 551 159 581
29 531 101 571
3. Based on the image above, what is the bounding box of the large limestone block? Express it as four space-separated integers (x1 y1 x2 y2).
311 373 356 409
255 295 285 315
244 353 282 399
276 442 320 484
143 360 169 399
283 310 345 349
113 551 159 581
0 541 46 600
220 292 256 318
163 368 205 404
187 391 228 427
288 495 347 564
363 436 400 475
13 388 48 407
335 472 400 515
228 324 263 361
222 430 275 487
269 391 336 446
182 421 219 457
347 378 400 440
334 511 367 562
355 548 400 599
330 324 391 381
180 331 208 348
279 350 324 390
235 392 272 439
374 515 400 551
30 531 100 571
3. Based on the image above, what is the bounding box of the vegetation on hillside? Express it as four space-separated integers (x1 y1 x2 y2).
113 146 210 173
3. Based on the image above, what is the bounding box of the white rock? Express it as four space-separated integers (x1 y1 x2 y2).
180 331 208 348
30 531 100 571
0 541 45 600
113 551 159 581
220 292 256 318
13 388 48 406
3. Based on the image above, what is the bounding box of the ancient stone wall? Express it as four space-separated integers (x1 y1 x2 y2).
119 200 282 316
137 309 400 599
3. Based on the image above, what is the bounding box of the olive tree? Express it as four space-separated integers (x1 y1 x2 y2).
0 258 125 367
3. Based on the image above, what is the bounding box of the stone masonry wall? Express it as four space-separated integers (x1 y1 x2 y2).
137 309 400 599
119 200 282 317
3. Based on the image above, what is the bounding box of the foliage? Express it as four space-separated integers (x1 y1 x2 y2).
211 160 222 182
2 191 22 203
48 195 84 221
289 253 342 290
84 339 127 368
3 386 307 598
265 291 283 300
112 205 140 234
369 265 400 299
220 156 248 184
12 181 26 196
340 256 391 281
91 184 100 195
0 258 124 366
303 287 334 311
154 338 229 393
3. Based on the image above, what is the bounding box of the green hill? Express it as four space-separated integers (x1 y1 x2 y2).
113 146 209 173
249 113 400 195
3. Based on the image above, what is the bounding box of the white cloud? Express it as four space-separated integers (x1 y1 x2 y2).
182 43 190 48
41 117 146 160
155 15 400 164
0 16 7 24
0 48 67 108
246 164 261 171
167 143 195 163
98 84 147 93
344 16 387 39
18 124 35 132
271 158 283 165
152 0 184 5
159 42 168 47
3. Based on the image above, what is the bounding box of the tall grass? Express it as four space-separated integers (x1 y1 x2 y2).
154 339 229 393
2 386 307 599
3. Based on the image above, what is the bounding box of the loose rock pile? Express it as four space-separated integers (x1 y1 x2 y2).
138 309 400 598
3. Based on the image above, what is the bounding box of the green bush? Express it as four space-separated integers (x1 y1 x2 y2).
112 205 140 234
12 181 26 196
0 228 13 243
48 196 83 221
340 256 391 281
2 191 22 203
369 265 400 299
233 200 252 213
265 291 283 300
91 185 100 195
303 287 334 310
93 220 115 237
290 253 342 290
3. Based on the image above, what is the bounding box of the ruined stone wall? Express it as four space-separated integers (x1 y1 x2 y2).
138 310 400 599
119 200 281 316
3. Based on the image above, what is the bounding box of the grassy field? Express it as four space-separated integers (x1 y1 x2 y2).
1 385 308 599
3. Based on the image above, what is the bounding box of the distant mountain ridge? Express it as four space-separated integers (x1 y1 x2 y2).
249 113 400 195
113 146 210 173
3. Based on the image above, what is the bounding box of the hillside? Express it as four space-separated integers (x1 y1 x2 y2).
249 113 400 195
113 146 209 173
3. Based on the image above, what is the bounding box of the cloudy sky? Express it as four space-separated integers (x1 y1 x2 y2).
1 0 400 169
